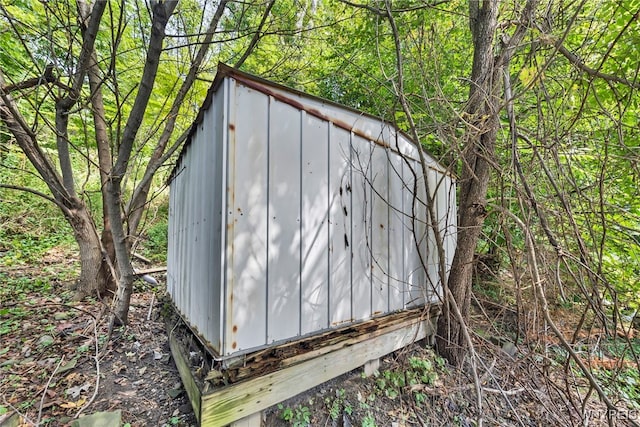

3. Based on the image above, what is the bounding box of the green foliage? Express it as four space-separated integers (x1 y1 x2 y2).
590 337 640 408
373 353 443 403
361 414 377 427
143 220 169 263
324 388 352 421
0 149 76 266
278 403 311 427
0 275 52 335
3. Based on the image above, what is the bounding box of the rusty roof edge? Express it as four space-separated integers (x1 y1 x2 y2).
167 63 235 184
217 64 455 177
168 63 456 184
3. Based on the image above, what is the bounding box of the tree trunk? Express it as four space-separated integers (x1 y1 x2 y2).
0 73 112 299
110 1 177 325
435 0 539 366
68 203 112 299
86 46 117 292
125 0 229 240
436 0 500 367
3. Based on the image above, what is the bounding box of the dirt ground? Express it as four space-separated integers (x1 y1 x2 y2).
1 256 637 427
0 270 197 426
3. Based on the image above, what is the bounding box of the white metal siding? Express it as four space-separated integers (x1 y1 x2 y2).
267 98 301 343
300 113 330 335
168 70 457 358
226 84 269 353
328 125 352 325
351 133 372 321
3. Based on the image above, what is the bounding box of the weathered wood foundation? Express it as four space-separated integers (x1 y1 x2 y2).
168 306 438 427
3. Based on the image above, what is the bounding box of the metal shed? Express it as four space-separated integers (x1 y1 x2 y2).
167 64 457 360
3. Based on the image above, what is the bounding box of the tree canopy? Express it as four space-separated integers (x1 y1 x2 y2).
1 0 638 404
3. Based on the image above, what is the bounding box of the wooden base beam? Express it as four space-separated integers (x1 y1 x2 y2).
200 315 435 426
168 328 202 423
230 412 262 427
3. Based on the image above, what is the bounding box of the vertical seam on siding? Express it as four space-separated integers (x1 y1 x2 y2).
369 143 373 317
299 109 304 337
265 95 271 345
386 145 391 314
223 79 233 355
326 121 331 329
219 80 229 355
349 131 354 322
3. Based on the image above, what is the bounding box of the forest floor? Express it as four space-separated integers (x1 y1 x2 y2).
1 247 638 427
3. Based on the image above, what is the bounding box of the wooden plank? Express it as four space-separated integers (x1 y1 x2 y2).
168 330 202 422
200 315 435 427
230 412 262 427
363 358 380 377
132 252 152 264
208 308 436 384
278 312 426 370
205 306 439 387
133 266 167 275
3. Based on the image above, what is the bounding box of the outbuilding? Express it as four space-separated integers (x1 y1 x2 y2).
167 64 456 426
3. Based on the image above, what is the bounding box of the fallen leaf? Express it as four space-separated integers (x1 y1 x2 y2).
58 358 77 374
60 397 86 409
66 383 91 399
113 363 126 374
168 388 182 399
65 372 79 383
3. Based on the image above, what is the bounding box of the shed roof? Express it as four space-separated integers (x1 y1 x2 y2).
169 63 451 183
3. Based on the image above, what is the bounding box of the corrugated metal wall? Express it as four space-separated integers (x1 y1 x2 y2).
168 69 457 358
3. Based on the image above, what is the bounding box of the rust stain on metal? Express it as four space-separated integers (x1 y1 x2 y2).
228 72 455 178
232 325 238 333
231 75 394 148
229 123 235 131
232 341 237 350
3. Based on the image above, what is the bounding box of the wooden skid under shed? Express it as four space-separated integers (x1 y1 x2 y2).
168 308 438 427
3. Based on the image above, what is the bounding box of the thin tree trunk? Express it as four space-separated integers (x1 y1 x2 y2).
1 71 111 299
435 0 500 367
111 1 177 325
70 205 111 298
87 48 117 292
125 0 228 239
435 0 539 366
54 99 77 197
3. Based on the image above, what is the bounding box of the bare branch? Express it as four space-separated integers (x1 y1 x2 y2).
540 33 640 89
339 0 450 16
234 0 275 69
0 184 71 216
125 0 229 236
113 0 178 178
0 64 64 93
